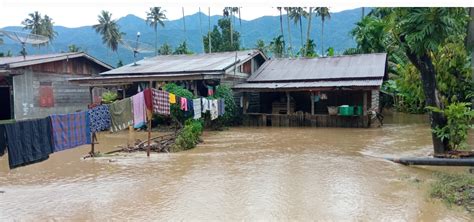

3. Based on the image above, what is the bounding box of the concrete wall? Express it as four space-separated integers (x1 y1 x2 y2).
13 70 90 120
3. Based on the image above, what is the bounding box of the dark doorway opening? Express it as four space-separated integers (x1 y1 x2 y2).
0 86 12 120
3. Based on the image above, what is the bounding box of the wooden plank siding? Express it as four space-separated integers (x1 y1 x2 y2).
243 113 369 128
30 57 107 75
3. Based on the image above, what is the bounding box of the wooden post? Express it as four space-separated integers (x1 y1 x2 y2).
147 80 152 157
286 91 290 114
193 81 198 96
363 91 368 116
122 85 126 99
310 91 315 115
90 132 97 156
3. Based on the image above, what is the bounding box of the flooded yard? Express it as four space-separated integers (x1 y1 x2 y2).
0 113 472 220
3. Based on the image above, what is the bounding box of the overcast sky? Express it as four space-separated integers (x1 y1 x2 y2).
0 1 357 28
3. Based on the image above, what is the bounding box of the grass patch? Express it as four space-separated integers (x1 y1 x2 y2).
430 172 474 212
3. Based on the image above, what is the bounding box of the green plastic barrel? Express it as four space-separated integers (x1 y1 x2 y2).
338 105 354 116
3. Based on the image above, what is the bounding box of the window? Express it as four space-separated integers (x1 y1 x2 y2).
39 82 54 107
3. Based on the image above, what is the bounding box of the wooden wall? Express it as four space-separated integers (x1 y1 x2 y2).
243 113 369 128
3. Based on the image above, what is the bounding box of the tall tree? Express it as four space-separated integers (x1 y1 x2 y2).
208 7 212 53
203 18 240 52
315 7 330 56
159 43 172 55
223 7 239 48
467 8 474 107
146 7 167 56
199 7 205 53
284 7 293 56
269 35 285 58
289 7 308 54
387 8 469 154
22 11 57 45
68 44 81 52
93 10 123 53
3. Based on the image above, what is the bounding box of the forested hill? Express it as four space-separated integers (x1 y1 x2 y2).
0 8 367 67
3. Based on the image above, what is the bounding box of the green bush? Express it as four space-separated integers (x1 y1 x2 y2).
208 84 240 128
428 102 474 150
101 91 118 104
162 83 194 124
172 119 203 152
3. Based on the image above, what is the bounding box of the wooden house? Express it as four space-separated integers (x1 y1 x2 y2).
69 50 267 97
233 53 388 128
0 52 112 120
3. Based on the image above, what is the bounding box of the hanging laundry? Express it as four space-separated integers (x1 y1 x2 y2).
193 98 202 119
88 104 111 132
180 97 188 111
201 98 210 113
186 99 194 118
169 93 177 104
0 125 6 157
3 117 54 169
152 89 170 115
240 96 243 108
50 111 91 152
132 92 147 128
219 99 226 116
210 99 219 120
143 88 153 111
109 97 133 132
207 86 214 96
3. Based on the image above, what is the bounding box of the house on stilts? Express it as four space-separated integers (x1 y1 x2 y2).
233 53 388 128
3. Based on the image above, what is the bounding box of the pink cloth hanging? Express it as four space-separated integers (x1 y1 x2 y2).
131 92 146 128
180 97 188 111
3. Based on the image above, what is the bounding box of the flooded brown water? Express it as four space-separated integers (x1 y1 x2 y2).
0 113 472 220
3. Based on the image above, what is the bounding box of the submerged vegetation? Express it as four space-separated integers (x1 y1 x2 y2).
172 119 204 152
430 172 474 212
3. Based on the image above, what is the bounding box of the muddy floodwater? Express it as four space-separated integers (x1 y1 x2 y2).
0 113 472 220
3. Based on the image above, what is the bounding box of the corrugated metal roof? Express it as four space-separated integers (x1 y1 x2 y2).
0 52 112 70
247 53 387 82
234 79 383 90
101 50 265 75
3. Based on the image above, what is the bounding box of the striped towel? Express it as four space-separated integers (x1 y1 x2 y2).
50 111 91 152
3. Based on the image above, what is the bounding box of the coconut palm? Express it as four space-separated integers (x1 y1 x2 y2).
199 7 204 52
93 10 123 53
182 7 186 42
41 15 57 43
315 7 330 56
22 12 57 46
146 7 167 56
223 7 239 47
284 7 293 56
289 7 308 55
22 11 43 35
208 7 212 53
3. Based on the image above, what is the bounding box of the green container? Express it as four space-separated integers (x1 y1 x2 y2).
354 106 363 116
338 105 354 116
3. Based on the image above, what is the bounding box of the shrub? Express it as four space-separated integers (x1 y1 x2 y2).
162 83 194 124
208 84 240 128
101 91 118 104
428 102 474 150
172 119 203 152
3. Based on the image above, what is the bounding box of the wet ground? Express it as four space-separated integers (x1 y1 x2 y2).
0 113 472 220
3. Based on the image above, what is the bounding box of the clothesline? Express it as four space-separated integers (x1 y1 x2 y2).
0 87 226 169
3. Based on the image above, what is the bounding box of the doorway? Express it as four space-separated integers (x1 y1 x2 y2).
0 86 12 120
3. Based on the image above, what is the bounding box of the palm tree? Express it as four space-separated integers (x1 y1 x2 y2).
284 7 293 56
41 15 57 43
22 11 43 35
146 7 167 56
208 7 212 53
315 7 330 56
238 7 243 47
22 12 57 46
93 10 123 53
289 7 308 54
269 35 285 58
277 7 285 55
68 44 81 52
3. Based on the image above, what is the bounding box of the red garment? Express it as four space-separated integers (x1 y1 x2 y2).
143 88 153 111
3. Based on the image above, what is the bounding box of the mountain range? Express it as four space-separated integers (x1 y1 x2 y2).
0 8 367 67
